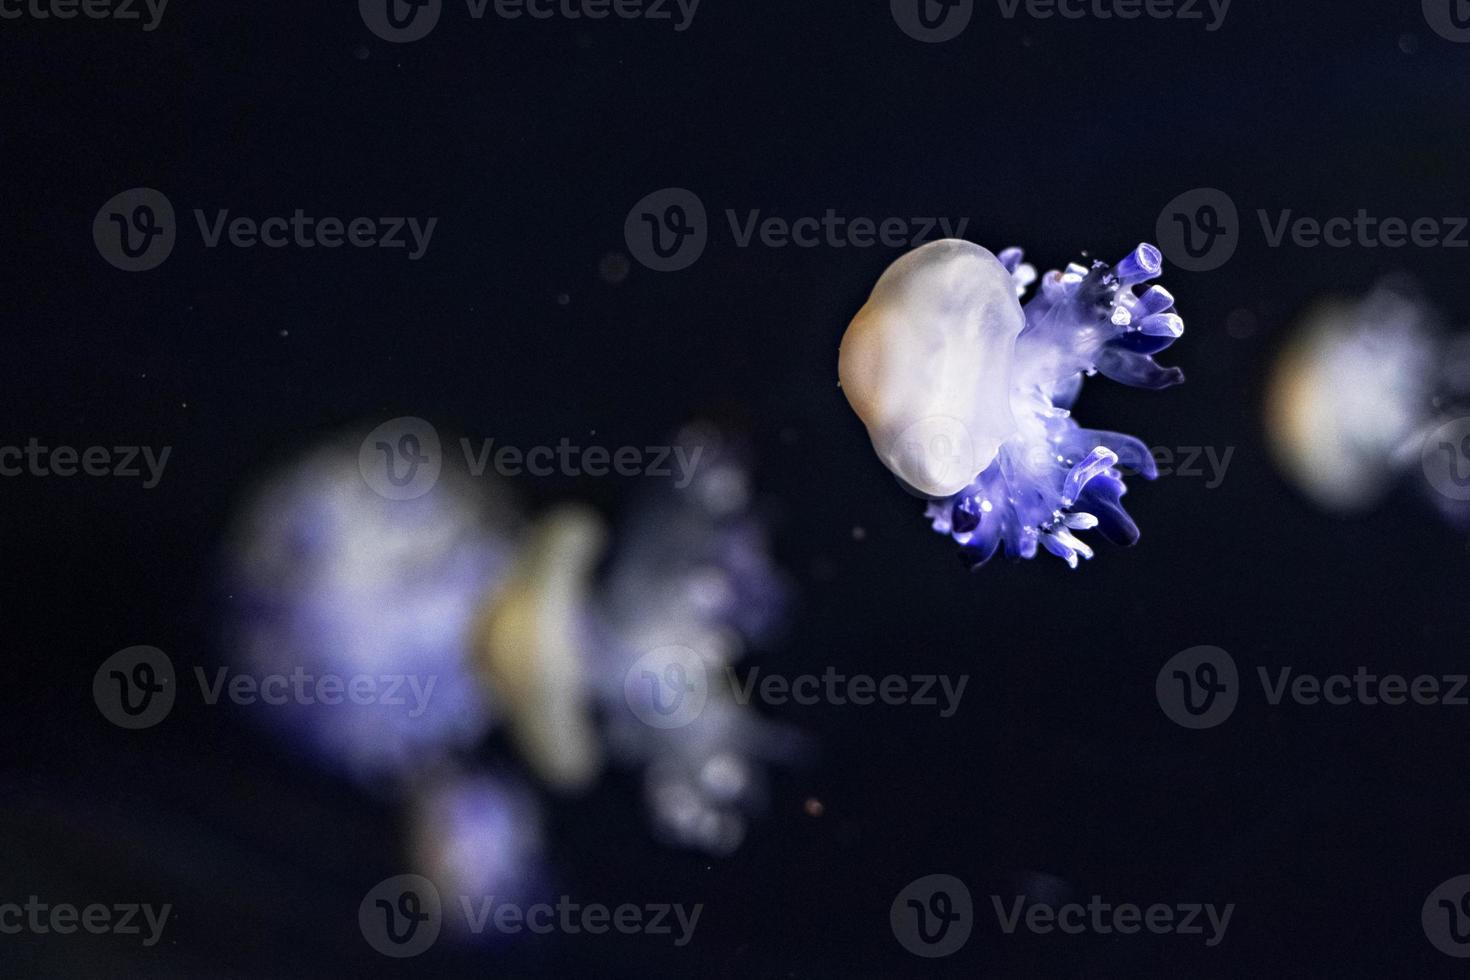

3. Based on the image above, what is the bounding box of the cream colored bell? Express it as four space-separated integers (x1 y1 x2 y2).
839 239 1024 498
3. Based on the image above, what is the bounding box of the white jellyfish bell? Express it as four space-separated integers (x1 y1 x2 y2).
840 238 1187 568
840 240 1024 498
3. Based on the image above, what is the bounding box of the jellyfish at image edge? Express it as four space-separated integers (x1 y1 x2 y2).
839 239 1186 568
1265 282 1470 527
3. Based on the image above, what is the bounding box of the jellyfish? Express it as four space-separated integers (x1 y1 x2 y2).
473 505 607 793
221 446 515 784
594 424 798 853
408 770 546 926
221 421 797 856
839 239 1186 568
1265 282 1470 526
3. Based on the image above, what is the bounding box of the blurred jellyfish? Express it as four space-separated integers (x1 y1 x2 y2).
1265 282 1470 526
840 239 1186 569
409 770 546 925
222 420 797 858
595 424 798 854
474 505 607 793
222 445 518 785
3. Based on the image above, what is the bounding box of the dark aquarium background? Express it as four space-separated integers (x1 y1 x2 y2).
4 1 1470 976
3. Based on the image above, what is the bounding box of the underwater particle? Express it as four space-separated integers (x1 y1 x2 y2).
851 526 866 541
598 251 632 285
804 797 825 817
839 238 1186 568
1225 308 1257 340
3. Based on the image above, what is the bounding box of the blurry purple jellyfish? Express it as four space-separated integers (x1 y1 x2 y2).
222 421 798 857
222 446 517 786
